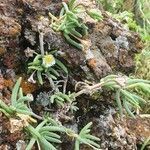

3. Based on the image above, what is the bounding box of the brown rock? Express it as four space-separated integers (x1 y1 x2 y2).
0 16 21 37
0 46 6 56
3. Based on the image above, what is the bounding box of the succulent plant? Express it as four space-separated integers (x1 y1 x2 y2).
25 119 64 150
26 118 101 150
0 78 33 117
49 0 103 50
50 91 75 107
75 74 150 118
49 0 88 50
141 136 150 150
65 122 100 150
75 122 100 150
135 49 150 80
28 52 68 86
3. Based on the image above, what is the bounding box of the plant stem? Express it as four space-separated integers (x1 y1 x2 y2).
31 112 43 120
75 78 122 97
63 33 84 50
26 124 41 138
62 2 69 12
75 82 104 97
115 89 123 119
0 99 13 114
25 138 36 150
39 32 44 56
141 136 150 150
69 0 76 10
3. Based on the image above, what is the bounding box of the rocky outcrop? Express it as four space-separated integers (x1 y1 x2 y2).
0 0 146 150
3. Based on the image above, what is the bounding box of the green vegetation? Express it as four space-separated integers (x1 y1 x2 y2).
0 0 150 149
26 119 101 150
1 74 149 149
26 119 64 150
135 46 150 80
74 122 100 150
0 78 100 149
87 9 103 22
141 136 150 150
28 52 68 85
75 74 150 118
49 1 88 50
28 32 68 86
50 91 75 107
49 0 103 50
97 0 150 42
0 78 33 117
96 0 123 13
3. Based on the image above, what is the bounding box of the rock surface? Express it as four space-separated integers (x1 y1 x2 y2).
0 0 148 150
0 0 143 80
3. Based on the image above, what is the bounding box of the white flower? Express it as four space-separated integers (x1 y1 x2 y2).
42 54 56 68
